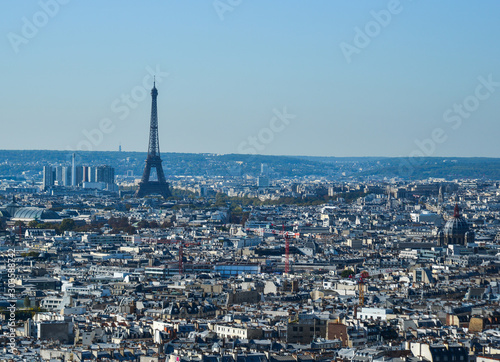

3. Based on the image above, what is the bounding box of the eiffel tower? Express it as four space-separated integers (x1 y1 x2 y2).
135 80 171 198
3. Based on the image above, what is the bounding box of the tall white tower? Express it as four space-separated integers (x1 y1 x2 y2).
71 153 76 187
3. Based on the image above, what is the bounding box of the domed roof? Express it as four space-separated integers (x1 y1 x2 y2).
13 207 60 220
443 204 469 237
2 199 21 216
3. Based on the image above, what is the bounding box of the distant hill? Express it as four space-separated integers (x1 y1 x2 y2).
0 150 499 181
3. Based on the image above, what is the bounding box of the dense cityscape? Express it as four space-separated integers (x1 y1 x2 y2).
2 139 500 361
3 2 500 361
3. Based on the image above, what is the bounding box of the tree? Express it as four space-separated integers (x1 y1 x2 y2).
28 220 39 228
240 212 250 226
23 296 30 308
123 225 136 235
137 220 149 229
59 219 76 232
161 220 173 228
340 269 355 278
14 220 25 228
108 217 130 232
21 251 39 258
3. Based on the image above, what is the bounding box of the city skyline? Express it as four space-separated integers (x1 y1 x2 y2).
1 1 500 157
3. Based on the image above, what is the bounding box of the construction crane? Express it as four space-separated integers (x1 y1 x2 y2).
148 238 200 276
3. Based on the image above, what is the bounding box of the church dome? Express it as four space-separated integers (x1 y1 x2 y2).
440 204 473 245
443 217 469 237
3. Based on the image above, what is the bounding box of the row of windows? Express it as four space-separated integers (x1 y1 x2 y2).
292 326 318 332
434 355 465 361
217 326 246 335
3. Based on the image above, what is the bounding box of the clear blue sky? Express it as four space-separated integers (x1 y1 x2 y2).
1 0 499 157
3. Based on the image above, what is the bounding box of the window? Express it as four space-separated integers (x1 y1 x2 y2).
299 327 303 332
293 327 297 332
310 327 314 331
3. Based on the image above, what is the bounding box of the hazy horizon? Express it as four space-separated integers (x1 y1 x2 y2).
3 148 500 161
